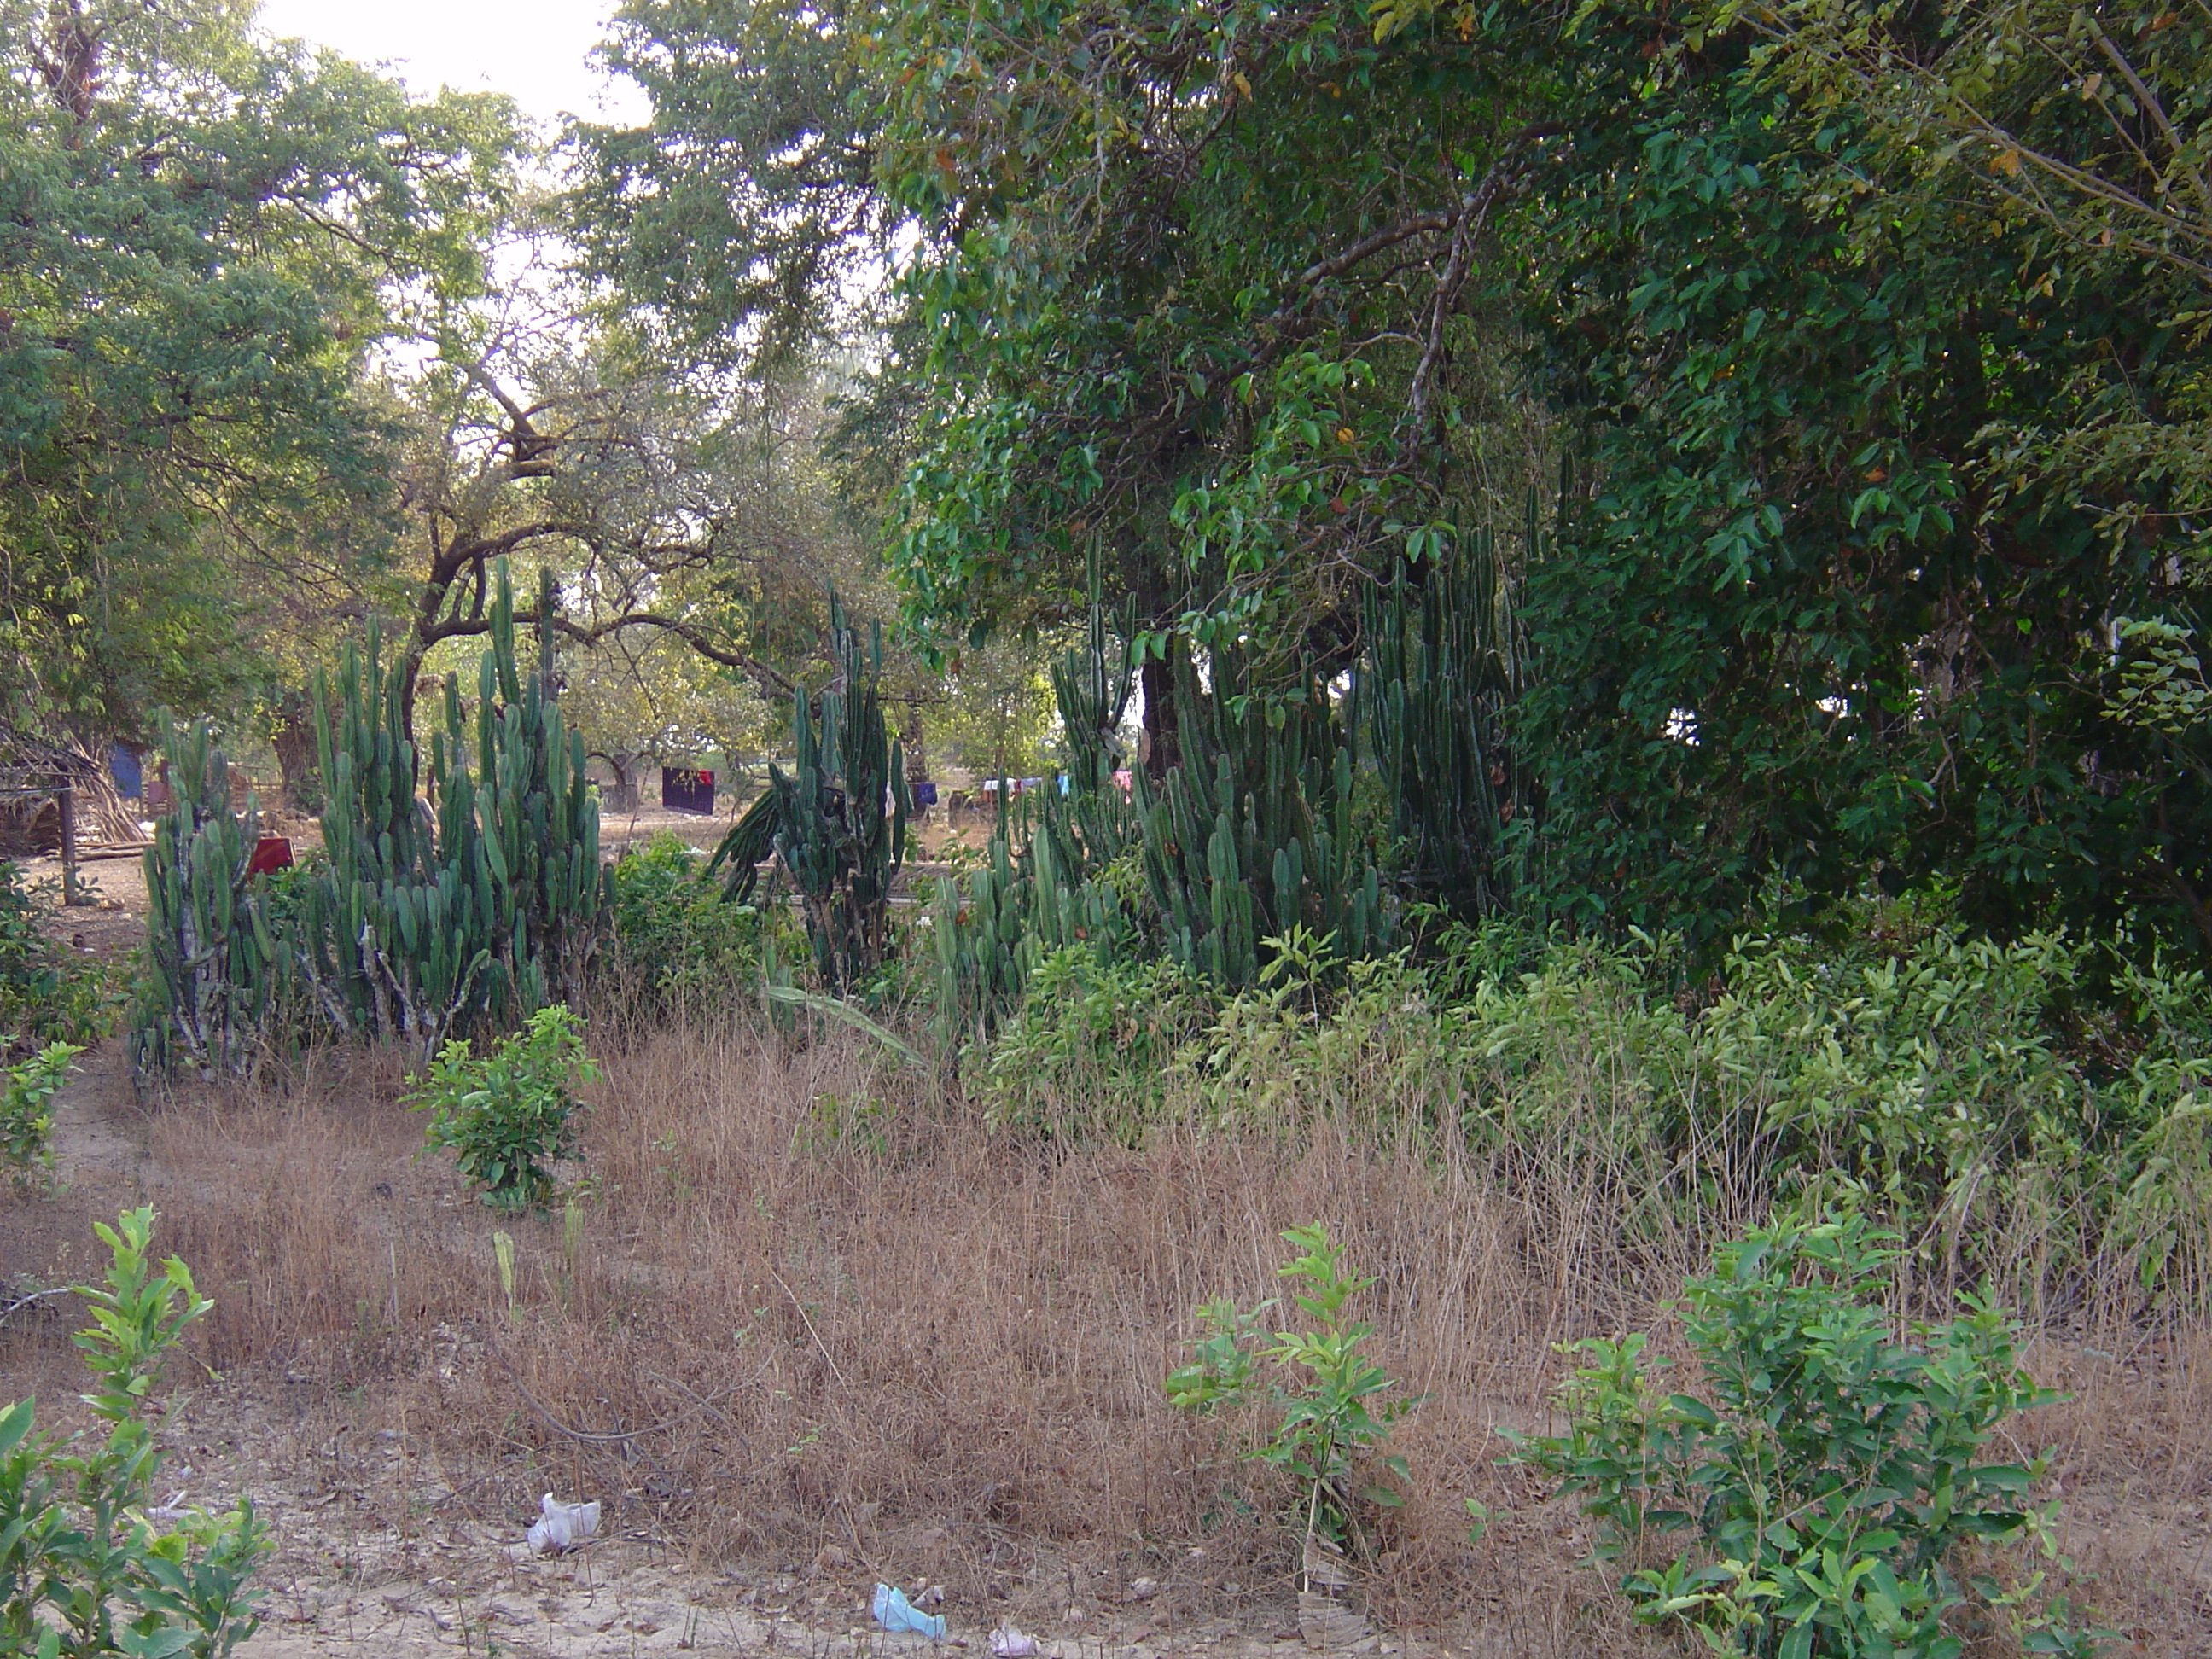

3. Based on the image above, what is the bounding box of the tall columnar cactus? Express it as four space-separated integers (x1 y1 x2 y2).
131 720 286 1077
1359 527 1522 922
135 562 607 1076
299 566 603 1052
928 602 1146 1042
714 593 906 992
930 596 1415 1027
1134 667 1390 988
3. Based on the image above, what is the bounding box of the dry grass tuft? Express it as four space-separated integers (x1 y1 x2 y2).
8 1016 2209 1653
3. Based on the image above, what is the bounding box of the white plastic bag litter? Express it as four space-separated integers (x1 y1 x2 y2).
527 1493 602 1555
990 1624 1039 1658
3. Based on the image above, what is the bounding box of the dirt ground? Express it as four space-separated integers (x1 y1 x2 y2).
4 1051 1457 1659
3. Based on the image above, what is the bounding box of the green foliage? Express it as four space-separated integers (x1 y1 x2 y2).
967 946 1214 1133
0 0 520 730
713 593 906 993
959 893 2212 1313
407 1004 602 1212
1511 1211 2103 1658
1 1206 269 1658
577 0 2212 967
2108 620 2212 736
0 862 116 1054
1167 1224 1413 1552
1170 932 1482 1127
0 1040 81 1190
604 834 762 1025
573 0 896 375
1516 0 2212 955
1699 926 2115 1221
131 562 609 1076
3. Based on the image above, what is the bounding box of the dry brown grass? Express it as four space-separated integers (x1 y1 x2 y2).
9 1016 2209 1655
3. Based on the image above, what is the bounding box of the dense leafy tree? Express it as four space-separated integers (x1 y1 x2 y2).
566 0 2211 958
575 0 1558 769
572 0 900 372
0 0 519 732
1511 0 2212 950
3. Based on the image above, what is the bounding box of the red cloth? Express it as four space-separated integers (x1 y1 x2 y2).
246 836 294 876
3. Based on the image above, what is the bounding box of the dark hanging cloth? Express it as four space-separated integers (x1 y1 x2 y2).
661 767 716 815
246 836 294 877
912 781 939 808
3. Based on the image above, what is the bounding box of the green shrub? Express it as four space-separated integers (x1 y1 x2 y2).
967 945 1214 1134
0 860 118 1056
963 895 2212 1314
604 834 763 1025
1701 928 2102 1216
406 1003 600 1211
1 1040 82 1190
1 1207 269 1658
1511 1210 2104 1659
1166 1223 1412 1554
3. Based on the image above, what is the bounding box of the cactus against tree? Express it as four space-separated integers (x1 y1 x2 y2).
133 562 607 1075
713 592 907 992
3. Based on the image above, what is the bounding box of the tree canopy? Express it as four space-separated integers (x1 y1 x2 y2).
8 0 2206 962
0 0 520 731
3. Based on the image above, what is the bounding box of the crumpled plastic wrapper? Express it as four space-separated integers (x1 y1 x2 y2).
527 1493 602 1555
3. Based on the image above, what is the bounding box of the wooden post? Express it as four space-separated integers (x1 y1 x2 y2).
57 786 79 907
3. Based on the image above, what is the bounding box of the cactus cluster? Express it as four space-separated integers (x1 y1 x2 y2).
928 620 1392 1039
1134 680 1390 987
1359 526 1522 922
713 593 906 992
131 719 286 1076
928 607 1146 1043
931 550 1519 1033
132 563 607 1077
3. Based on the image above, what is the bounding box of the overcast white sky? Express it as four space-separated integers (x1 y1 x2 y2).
253 0 650 128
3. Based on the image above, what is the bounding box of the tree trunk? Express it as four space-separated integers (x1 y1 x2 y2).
606 753 640 814
900 700 928 780
271 690 322 811
1140 650 1182 781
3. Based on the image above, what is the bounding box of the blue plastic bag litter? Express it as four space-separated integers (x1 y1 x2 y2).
873 1584 946 1639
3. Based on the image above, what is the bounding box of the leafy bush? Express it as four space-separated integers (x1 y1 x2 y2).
1511 1211 2102 1658
1 1040 83 1190
968 945 1214 1133
963 894 2212 1313
407 1004 601 1211
1166 1223 1412 1553
0 860 117 1056
2 1207 269 1658
1700 928 2104 1216
604 834 762 1025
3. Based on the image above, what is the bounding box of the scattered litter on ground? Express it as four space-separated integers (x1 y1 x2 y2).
875 1582 947 1638
527 1493 602 1555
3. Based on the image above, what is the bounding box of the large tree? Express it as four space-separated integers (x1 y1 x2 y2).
573 0 1560 770
0 0 519 733
1509 0 2212 950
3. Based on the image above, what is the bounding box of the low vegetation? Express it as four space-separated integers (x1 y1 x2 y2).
1514 1211 2100 1657
1 1208 267 1659
405 1003 601 1213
